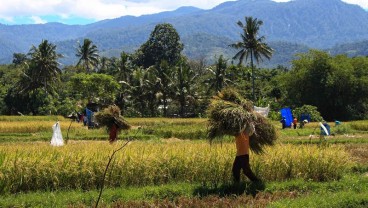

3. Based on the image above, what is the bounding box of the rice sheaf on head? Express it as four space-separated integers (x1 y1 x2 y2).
207 88 277 154
95 105 131 131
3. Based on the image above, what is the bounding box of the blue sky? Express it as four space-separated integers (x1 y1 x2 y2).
0 0 367 25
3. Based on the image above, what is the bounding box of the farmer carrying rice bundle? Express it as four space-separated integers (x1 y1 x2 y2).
207 88 277 183
95 105 131 143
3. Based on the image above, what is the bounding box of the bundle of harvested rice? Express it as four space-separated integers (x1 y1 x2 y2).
249 112 277 154
207 88 277 154
95 105 131 131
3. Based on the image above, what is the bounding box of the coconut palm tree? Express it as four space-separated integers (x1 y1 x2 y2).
76 38 99 73
205 55 233 94
174 57 199 117
20 39 62 94
130 67 160 117
230 16 273 101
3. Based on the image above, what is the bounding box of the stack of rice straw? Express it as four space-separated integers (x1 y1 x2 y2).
95 105 131 132
207 88 277 154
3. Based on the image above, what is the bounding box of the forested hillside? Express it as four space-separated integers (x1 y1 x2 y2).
1 0 368 66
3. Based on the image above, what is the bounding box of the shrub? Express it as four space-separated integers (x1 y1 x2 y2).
293 105 323 122
334 124 352 135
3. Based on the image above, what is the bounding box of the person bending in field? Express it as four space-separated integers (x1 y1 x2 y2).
233 131 259 183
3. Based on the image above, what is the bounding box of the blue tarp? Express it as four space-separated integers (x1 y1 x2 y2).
280 108 293 128
86 108 93 126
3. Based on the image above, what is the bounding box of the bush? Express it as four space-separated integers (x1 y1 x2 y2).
293 105 323 122
334 124 352 135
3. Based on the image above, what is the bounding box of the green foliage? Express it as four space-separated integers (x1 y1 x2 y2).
205 55 228 93
70 73 120 105
29 89 57 115
230 16 273 100
0 175 367 207
136 23 183 68
21 40 62 95
283 50 368 120
172 56 200 117
56 97 77 116
0 65 22 114
12 53 28 65
292 105 322 122
334 123 352 135
76 38 99 73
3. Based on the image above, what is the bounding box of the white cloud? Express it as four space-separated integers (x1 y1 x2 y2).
272 0 368 9
30 16 47 24
341 0 368 9
0 0 366 24
0 0 233 22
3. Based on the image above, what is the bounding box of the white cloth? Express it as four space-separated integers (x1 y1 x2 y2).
51 122 64 146
254 104 270 117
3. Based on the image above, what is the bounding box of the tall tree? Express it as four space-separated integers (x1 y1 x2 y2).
206 55 233 94
174 57 199 117
70 73 120 105
98 56 110 74
76 39 99 73
129 67 159 117
12 53 28 66
136 23 183 68
116 52 133 84
282 50 368 120
154 60 174 117
116 52 134 111
230 16 273 101
20 40 62 95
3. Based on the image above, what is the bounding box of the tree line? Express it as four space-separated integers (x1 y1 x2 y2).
0 18 367 121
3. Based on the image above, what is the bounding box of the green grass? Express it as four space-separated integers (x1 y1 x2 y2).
270 191 368 208
268 174 368 207
0 174 366 207
0 183 195 207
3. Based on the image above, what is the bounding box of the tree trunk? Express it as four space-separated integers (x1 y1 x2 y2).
179 91 185 117
179 65 185 117
163 92 167 117
250 51 255 101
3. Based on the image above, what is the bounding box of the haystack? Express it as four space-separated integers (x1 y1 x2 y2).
207 88 277 154
95 105 131 131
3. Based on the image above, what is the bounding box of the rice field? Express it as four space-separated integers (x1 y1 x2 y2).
0 116 367 207
0 141 353 194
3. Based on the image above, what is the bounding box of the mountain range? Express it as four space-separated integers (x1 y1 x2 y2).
1 0 368 67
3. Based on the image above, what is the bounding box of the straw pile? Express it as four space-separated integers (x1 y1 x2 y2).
207 88 277 154
95 105 131 131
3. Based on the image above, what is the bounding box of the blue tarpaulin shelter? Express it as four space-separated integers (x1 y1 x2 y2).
280 108 293 128
86 108 93 127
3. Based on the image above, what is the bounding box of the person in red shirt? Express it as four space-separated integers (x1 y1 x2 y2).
293 117 297 129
